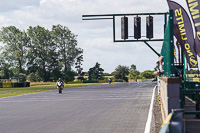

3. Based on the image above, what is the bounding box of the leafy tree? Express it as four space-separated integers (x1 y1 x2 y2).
75 55 85 81
130 64 136 71
62 70 76 82
129 70 140 80
27 73 37 82
140 70 155 79
51 24 83 81
27 26 54 81
0 26 29 75
112 65 130 81
129 64 140 80
88 62 104 81
0 24 83 82
0 56 14 79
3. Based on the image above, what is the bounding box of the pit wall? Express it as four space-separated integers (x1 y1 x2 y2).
159 77 180 121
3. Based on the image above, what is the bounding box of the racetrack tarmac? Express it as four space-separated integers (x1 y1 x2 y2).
0 82 155 133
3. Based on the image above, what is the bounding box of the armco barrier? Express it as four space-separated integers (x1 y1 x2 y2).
128 79 137 82
3 82 12 88
18 82 25 87
137 79 142 82
99 80 109 83
159 110 184 133
12 83 18 88
193 78 200 82
114 79 124 82
17 82 30 87
26 82 30 87
3 82 31 88
12 82 22 87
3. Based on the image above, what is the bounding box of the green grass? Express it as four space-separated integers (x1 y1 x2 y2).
0 83 102 98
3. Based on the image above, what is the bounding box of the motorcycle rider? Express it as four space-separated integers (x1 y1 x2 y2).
109 78 112 84
57 78 64 87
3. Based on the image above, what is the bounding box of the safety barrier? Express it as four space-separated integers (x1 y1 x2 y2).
159 109 184 133
0 82 2 88
128 79 137 82
129 79 152 83
114 79 125 82
137 79 142 82
185 77 200 82
159 113 173 133
0 82 30 88
3 82 12 88
193 78 200 82
99 80 111 83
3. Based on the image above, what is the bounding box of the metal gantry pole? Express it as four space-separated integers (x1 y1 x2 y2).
144 41 160 57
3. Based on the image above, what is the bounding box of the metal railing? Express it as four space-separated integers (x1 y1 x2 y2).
160 10 175 77
180 81 200 118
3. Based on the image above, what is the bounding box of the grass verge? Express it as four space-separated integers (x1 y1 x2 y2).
0 83 102 98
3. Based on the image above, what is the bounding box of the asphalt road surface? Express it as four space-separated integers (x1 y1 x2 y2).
0 82 155 133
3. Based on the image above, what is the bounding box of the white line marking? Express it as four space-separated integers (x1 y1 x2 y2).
144 85 157 133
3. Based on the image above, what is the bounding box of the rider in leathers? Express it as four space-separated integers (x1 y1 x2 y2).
57 78 64 87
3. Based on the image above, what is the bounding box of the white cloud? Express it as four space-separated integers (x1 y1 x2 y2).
40 0 48 5
0 0 40 12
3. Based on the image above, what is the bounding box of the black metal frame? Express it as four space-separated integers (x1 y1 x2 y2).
82 12 168 56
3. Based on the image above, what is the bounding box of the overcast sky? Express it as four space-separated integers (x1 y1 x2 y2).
0 0 189 73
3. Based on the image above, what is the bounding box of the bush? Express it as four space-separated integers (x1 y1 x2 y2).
129 70 140 80
112 65 129 81
139 70 155 79
27 73 37 82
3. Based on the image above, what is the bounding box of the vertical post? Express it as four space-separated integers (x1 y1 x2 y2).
169 9 175 77
164 13 167 33
178 43 180 64
113 16 116 42
196 92 200 118
183 55 186 80
181 54 186 108
195 84 200 118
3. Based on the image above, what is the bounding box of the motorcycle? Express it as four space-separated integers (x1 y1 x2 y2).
109 78 112 84
57 81 64 93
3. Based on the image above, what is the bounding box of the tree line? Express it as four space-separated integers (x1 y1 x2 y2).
111 64 155 82
0 25 155 82
81 63 155 82
0 25 83 82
